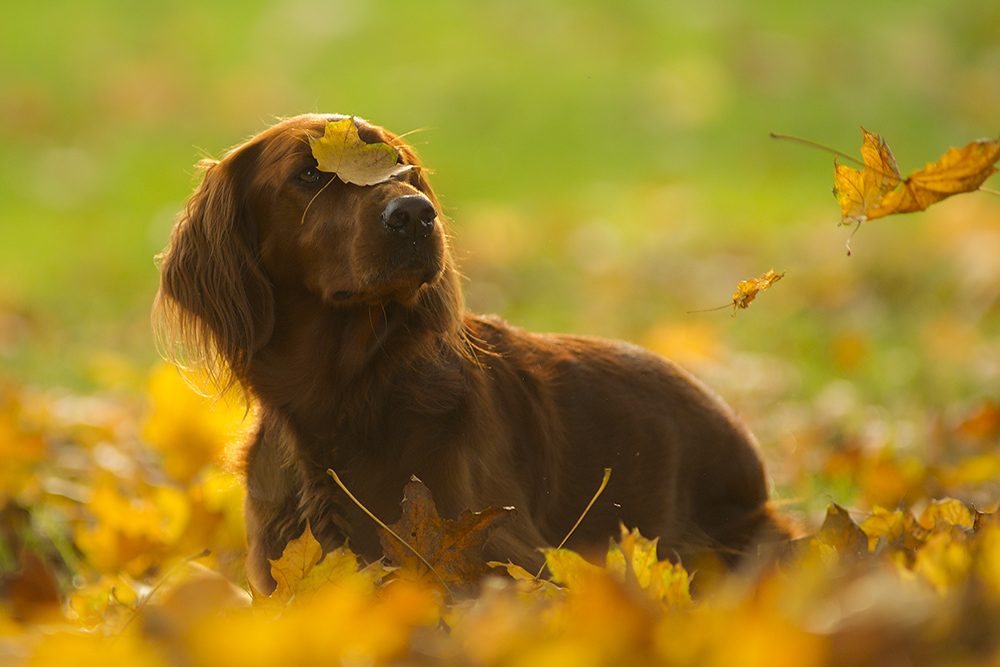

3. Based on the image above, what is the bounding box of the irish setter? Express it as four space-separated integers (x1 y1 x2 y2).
155 114 787 593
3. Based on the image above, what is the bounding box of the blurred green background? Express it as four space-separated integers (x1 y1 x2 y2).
3 0 999 509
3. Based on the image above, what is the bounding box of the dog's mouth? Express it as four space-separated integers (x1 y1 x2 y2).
329 253 444 306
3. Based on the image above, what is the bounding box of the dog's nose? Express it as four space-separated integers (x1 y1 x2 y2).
381 195 437 238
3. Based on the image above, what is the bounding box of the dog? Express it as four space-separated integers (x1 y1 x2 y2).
154 114 788 593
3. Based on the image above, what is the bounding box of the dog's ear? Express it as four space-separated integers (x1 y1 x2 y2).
154 143 274 391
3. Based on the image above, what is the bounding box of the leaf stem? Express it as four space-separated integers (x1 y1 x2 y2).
770 133 864 167
536 468 612 579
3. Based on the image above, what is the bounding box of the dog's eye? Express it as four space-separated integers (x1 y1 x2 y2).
298 168 322 184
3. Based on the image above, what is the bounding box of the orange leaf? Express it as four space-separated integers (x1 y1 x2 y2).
871 138 1000 217
731 269 785 314
815 503 869 559
834 128 901 223
378 477 517 596
834 128 1000 225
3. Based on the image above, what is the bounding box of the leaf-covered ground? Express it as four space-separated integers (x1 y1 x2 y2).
3 3 1000 664
2 361 1000 666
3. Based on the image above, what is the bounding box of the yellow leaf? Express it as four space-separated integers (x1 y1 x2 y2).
834 128 901 223
920 498 974 533
607 525 660 587
833 128 1000 225
295 546 366 604
860 506 927 553
731 269 785 314
647 560 692 610
913 532 972 593
543 549 605 589
309 117 413 186
143 363 246 483
859 506 906 551
267 523 323 607
871 137 1000 217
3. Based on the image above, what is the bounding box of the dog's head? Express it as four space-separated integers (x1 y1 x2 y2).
247 114 447 305
154 114 461 388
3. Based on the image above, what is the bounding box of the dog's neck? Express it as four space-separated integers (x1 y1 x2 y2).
245 283 462 442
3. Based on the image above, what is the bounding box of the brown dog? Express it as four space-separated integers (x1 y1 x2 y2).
154 114 787 593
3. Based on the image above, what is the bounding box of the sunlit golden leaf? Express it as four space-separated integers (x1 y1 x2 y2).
870 137 1000 217
543 548 605 589
732 269 785 314
834 127 901 223
833 128 1000 225
268 523 323 607
309 117 413 186
920 498 975 533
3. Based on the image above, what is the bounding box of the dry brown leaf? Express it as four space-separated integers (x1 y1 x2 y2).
378 477 517 596
815 503 869 559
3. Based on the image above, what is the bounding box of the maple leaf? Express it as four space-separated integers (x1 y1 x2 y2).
833 128 1000 225
920 498 974 533
378 477 517 597
815 503 869 560
309 117 413 186
732 269 785 314
834 128 902 223
267 522 324 607
259 523 384 614
689 269 785 316
543 548 605 589
606 525 692 609
859 506 927 553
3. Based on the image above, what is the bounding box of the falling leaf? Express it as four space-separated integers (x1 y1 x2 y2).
732 269 785 314
378 477 518 596
689 270 785 316
833 128 1000 225
871 138 1000 217
834 128 901 224
309 117 413 186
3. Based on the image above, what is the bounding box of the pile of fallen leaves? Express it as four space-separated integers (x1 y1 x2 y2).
1 364 1000 666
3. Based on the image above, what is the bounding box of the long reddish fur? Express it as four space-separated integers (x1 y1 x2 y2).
155 114 790 593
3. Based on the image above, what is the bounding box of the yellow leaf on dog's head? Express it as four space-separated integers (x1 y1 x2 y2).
309 117 413 186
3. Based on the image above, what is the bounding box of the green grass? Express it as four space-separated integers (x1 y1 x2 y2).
2 0 999 431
